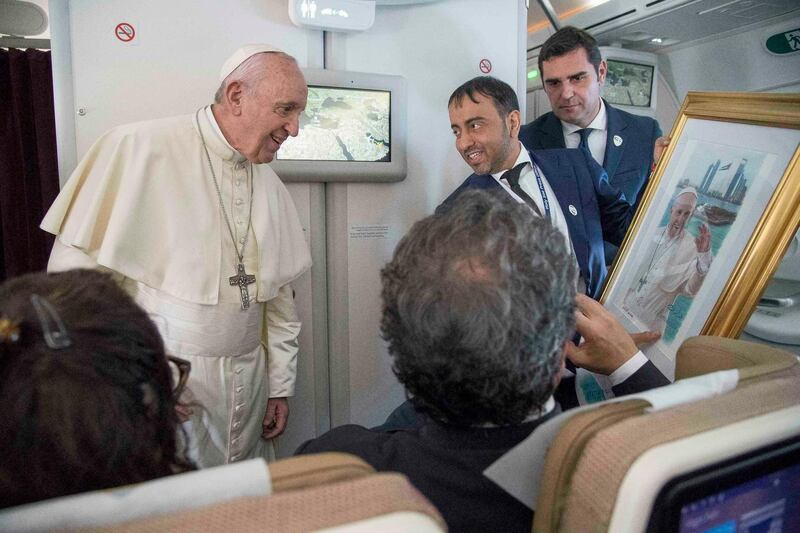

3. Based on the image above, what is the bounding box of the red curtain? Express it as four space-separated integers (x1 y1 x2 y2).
0 48 60 281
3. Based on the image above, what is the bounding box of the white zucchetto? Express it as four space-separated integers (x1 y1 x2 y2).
219 44 284 82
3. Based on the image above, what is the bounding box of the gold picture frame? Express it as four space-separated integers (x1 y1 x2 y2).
601 92 800 378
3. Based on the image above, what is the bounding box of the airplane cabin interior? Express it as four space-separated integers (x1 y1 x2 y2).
1 0 799 531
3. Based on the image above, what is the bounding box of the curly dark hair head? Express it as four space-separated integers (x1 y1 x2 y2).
448 76 520 119
380 190 577 427
0 269 194 508
538 26 603 77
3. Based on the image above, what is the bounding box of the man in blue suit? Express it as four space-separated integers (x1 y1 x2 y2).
519 26 664 264
443 76 632 299
372 77 662 425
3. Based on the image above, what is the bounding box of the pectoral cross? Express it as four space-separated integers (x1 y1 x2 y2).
230 263 256 310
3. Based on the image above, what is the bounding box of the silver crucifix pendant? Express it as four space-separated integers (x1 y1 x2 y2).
229 263 256 310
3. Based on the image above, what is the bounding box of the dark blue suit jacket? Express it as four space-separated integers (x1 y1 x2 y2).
519 100 662 206
439 147 632 299
519 101 661 265
299 358 669 533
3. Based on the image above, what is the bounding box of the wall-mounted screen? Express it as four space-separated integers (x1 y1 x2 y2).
277 86 391 162
271 69 407 182
599 47 658 118
604 59 655 108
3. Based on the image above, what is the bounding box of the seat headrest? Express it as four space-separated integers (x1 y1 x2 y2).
0 459 270 532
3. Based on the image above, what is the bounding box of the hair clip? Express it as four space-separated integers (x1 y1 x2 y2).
30 295 72 350
0 317 20 344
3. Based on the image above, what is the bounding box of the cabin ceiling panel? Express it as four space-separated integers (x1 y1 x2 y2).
527 0 800 55
597 0 800 52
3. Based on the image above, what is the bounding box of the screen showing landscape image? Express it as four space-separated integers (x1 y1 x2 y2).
277 86 391 162
604 59 654 108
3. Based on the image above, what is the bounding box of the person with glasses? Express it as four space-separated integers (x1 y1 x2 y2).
0 269 194 508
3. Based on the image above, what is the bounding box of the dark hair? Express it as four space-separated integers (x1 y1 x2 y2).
0 269 194 508
448 76 520 119
538 26 602 77
380 190 577 427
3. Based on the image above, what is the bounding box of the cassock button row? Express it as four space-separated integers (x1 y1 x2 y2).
239 237 245 244
236 386 244 393
235 198 243 206
235 367 243 374
236 218 243 226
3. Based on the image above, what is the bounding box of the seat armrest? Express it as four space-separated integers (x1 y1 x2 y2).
676 335 797 381
94 473 445 533
269 452 375 492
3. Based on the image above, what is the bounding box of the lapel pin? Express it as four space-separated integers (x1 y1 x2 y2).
613 135 623 147
569 205 578 216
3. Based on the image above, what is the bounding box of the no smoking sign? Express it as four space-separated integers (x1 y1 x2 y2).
115 22 136 43
479 58 492 74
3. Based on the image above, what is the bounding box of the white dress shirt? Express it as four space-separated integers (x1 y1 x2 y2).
491 142 572 247
562 99 608 166
490 143 648 401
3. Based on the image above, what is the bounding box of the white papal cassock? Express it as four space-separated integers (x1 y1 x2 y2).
41 106 311 467
623 226 712 333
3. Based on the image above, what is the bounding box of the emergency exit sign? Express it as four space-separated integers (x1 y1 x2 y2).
765 28 800 56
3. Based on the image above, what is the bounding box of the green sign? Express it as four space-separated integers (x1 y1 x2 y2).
765 28 800 55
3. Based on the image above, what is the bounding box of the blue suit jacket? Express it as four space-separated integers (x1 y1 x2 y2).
439 148 632 299
518 100 662 207
519 101 661 265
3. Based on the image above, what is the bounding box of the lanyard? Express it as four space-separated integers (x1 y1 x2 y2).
530 163 551 220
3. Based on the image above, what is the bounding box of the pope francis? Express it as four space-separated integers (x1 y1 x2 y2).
40 45 312 467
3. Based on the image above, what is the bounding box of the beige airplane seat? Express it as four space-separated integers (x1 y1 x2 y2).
532 335 800 533
0 452 446 532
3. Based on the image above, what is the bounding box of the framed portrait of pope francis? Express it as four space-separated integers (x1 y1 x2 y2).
601 92 800 380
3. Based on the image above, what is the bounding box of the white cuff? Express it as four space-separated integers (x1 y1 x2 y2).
265 284 300 397
608 350 647 387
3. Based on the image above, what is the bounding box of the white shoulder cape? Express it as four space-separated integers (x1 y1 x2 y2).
41 112 311 305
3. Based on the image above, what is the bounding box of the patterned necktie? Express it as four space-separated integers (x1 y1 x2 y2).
577 128 594 161
500 163 543 218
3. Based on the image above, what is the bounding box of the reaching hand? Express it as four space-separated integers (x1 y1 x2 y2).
695 223 711 253
262 397 290 440
565 294 658 375
652 136 670 169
